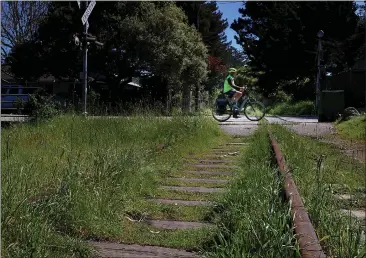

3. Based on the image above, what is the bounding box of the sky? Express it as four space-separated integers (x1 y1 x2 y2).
216 1 243 50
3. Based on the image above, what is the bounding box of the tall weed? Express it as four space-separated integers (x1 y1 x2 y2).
271 125 365 257
205 126 299 257
2 114 223 257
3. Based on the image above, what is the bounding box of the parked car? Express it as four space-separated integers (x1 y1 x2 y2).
1 85 42 114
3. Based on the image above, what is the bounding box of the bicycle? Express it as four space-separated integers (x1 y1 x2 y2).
212 90 266 122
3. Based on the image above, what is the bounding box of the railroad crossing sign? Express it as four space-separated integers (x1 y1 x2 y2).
81 0 96 25
76 0 101 116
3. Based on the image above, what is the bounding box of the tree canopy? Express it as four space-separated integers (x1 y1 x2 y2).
176 1 229 59
176 1 241 94
232 1 364 98
1 1 49 63
6 1 208 110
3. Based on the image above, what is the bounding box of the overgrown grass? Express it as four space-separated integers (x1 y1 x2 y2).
204 126 299 257
268 101 315 116
2 114 226 257
335 115 366 141
271 125 365 257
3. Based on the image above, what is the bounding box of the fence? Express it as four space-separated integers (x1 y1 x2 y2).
166 91 212 113
322 69 365 108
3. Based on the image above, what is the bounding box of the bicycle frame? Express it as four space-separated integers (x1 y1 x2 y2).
227 94 254 112
213 91 265 122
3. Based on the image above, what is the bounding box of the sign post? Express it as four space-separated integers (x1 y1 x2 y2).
315 30 324 119
82 1 88 116
80 0 95 116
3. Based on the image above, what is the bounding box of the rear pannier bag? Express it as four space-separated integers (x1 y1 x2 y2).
216 96 228 114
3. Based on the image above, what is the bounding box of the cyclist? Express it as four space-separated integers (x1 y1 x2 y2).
223 68 246 118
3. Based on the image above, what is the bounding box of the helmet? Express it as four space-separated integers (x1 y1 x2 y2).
228 68 237 73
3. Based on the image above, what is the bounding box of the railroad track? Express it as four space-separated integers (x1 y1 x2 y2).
269 130 326 258
268 129 365 257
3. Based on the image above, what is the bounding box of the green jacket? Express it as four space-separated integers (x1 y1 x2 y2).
224 75 234 93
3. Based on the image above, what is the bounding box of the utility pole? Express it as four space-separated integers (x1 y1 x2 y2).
82 0 89 116
315 30 324 114
78 0 96 115
364 5 366 113
195 3 201 112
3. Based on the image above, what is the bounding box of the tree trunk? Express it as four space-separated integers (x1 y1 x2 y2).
195 84 200 112
182 85 191 113
166 89 172 114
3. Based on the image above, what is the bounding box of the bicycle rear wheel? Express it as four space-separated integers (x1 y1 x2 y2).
244 101 266 121
212 101 232 122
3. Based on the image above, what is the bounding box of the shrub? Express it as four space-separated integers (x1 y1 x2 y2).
14 97 26 114
24 93 63 120
268 101 315 116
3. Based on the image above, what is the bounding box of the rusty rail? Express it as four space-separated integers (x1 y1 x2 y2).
269 132 326 258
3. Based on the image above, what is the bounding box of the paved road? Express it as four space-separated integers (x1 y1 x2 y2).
265 116 319 124
219 115 335 137
218 116 260 136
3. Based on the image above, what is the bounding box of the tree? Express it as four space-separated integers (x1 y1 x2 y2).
176 2 229 58
8 1 208 112
91 2 207 111
6 2 85 80
6 41 44 81
1 1 49 63
235 65 262 89
224 46 248 68
353 2 365 61
232 1 363 98
176 1 230 109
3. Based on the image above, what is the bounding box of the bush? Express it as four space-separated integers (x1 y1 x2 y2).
24 93 63 120
86 90 101 115
14 97 26 114
268 101 315 116
273 90 293 103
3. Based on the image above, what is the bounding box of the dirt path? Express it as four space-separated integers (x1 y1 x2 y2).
89 140 248 257
315 135 365 164
265 116 365 163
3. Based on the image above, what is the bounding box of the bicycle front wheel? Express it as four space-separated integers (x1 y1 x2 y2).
244 101 266 121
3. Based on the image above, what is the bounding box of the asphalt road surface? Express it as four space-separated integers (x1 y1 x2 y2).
219 115 335 137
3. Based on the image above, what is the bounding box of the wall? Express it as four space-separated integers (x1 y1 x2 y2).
323 69 365 108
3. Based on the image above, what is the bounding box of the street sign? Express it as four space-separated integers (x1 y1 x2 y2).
81 1 96 25
76 1 88 28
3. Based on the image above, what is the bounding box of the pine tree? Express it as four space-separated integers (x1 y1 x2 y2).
232 1 363 97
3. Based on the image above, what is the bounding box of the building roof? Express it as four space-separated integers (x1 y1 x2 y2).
1 65 17 83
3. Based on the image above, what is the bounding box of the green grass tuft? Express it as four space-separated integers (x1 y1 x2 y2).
270 125 365 257
335 115 366 141
204 126 299 257
2 114 225 257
